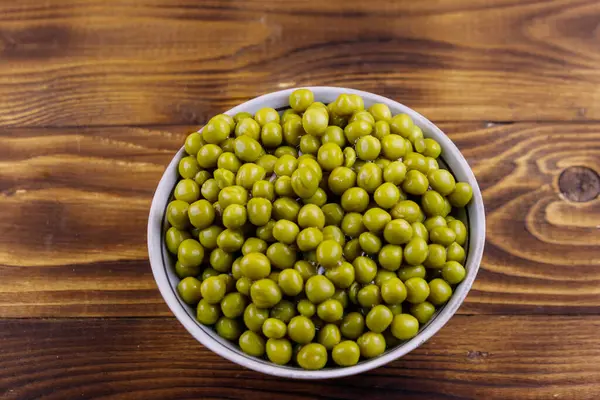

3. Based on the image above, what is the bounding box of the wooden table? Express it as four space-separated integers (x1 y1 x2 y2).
1 1 599 399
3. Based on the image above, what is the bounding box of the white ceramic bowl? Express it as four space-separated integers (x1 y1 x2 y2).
148 87 485 379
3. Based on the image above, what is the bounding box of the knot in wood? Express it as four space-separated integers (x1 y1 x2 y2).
558 166 600 202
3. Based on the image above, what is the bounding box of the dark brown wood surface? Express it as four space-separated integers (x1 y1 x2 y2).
1 0 599 398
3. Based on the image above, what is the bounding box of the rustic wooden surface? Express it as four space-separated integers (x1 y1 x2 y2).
1 0 599 398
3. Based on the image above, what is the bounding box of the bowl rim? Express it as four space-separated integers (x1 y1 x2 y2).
148 86 485 379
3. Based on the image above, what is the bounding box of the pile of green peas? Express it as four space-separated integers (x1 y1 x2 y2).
165 89 473 370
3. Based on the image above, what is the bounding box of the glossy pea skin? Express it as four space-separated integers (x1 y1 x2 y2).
270 300 297 323
356 163 383 193
373 182 401 209
178 156 201 179
250 279 282 308
404 237 429 266
291 168 319 199
167 200 190 230
210 248 234 272
357 332 386 358
316 239 343 269
216 229 244 252
357 284 382 308
196 299 221 325
381 134 407 160
294 260 318 282
448 182 474 207
188 199 215 230
424 244 447 269
443 261 466 284
185 132 204 156
215 317 243 341
402 170 429 195
356 136 381 161
240 253 271 280
278 269 304 297
288 316 316 345
328 166 357 195
289 89 314 112
381 277 407 305
390 313 419 340
262 317 287 339
378 244 403 271
359 232 382 254
446 242 466 264
317 299 344 322
296 227 323 252
239 330 266 357
246 197 272 227
448 219 468 246
366 305 394 333
305 275 335 304
302 108 329 136
177 277 202 305
411 222 429 242
165 227 191 255
353 256 378 284
410 301 436 324
383 219 413 245
177 239 205 268
325 261 356 289
322 203 345 227
241 237 268 255
322 126 346 147
341 187 369 213
266 338 293 365
391 200 423 223
397 265 427 282
404 277 431 304
421 190 447 217
272 220 300 244
221 292 248 319
430 226 457 247
428 278 453 306
317 143 344 171
344 120 372 144
340 312 365 340
243 303 270 332
390 114 413 136
297 343 328 370
427 169 456 196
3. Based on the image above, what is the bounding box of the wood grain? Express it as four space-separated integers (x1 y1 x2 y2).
1 316 599 399
1 0 600 126
0 123 598 317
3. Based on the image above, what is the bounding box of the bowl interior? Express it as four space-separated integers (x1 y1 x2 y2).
148 87 485 379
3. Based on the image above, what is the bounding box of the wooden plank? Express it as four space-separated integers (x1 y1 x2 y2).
0 123 598 317
1 0 600 126
1 316 599 399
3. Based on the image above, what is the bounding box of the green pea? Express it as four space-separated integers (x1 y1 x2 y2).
294 260 318 282
366 304 394 333
305 275 335 304
404 277 430 304
316 239 343 269
390 313 419 340
446 243 466 264
220 292 248 319
430 226 457 246
196 298 221 325
352 256 377 284
303 187 328 207
427 169 456 196
343 147 357 167
442 261 466 284
216 229 244 252
288 316 316 345
341 187 369 213
318 324 342 350
357 284 382 308
240 253 271 280
343 238 361 262
359 232 382 254
317 299 344 322
344 120 372 144
184 132 204 156
177 276 202 305
270 300 297 324
381 134 407 160
238 330 266 357
177 238 205 268
250 279 282 308
390 114 413 136
302 108 329 136
402 169 429 195
389 198 420 222
410 301 436 324
235 277 252 296
296 227 323 252
266 338 293 365
428 278 453 305
411 221 429 241
215 317 243 341
325 261 356 289
397 265 427 282
266 242 296 269
373 182 401 209
448 219 467 246
297 343 327 370
424 243 447 269
356 136 382 161
357 332 386 358
368 103 392 122
194 170 211 186
404 237 429 266
167 200 190 230
378 244 403 271
278 269 304 297
322 203 345 227
202 267 220 281
291 168 319 199
383 219 413 245
421 190 446 217
197 144 223 168
448 182 473 207
380 277 407 305
243 303 269 332
373 120 391 140
356 163 383 193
